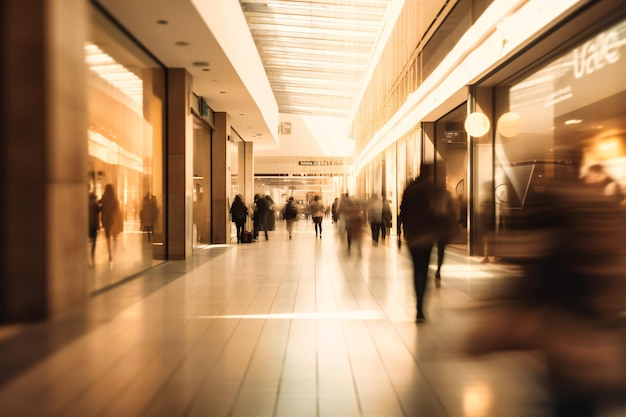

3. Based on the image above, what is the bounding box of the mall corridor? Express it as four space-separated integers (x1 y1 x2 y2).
0 220 586 417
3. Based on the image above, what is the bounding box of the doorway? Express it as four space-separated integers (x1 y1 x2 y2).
193 118 212 249
434 104 468 245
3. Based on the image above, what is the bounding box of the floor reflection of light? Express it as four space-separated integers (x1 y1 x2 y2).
193 311 385 320
429 265 495 279
195 244 230 250
463 384 492 417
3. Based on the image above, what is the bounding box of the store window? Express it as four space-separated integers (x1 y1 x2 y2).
494 17 626 232
86 6 166 292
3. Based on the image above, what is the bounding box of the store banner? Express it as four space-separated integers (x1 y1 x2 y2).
553 19 626 117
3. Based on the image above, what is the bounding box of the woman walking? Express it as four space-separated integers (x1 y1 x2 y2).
230 194 248 243
309 195 325 238
100 184 121 262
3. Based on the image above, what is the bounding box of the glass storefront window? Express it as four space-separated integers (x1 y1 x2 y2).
87 6 166 292
494 17 626 232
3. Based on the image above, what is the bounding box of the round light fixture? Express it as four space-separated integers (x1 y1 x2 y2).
465 112 490 137
497 112 522 137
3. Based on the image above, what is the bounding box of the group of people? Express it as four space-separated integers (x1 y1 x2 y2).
88 185 159 265
229 193 276 243
88 184 122 264
234 192 397 255
231 194 330 242
367 194 393 243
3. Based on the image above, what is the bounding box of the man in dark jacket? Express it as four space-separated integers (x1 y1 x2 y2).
253 194 270 240
399 163 443 322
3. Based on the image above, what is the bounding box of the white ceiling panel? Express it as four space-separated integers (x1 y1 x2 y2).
240 0 394 117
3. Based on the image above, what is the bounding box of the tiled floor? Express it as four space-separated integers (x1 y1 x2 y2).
0 221 621 416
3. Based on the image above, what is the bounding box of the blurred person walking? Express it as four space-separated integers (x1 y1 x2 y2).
331 197 339 223
281 196 299 239
368 194 383 243
336 193 350 239
88 191 101 266
381 197 392 241
399 163 446 322
434 190 460 287
342 196 364 256
230 194 248 243
309 195 325 238
140 192 159 241
464 156 626 417
253 194 270 241
265 195 277 231
99 184 122 262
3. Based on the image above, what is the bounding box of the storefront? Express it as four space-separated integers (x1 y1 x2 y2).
86 5 166 292
474 5 626 257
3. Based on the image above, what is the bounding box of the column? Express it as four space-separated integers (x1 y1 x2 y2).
212 113 230 243
167 69 194 259
0 0 89 321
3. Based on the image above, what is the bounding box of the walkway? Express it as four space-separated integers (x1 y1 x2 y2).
0 221 581 416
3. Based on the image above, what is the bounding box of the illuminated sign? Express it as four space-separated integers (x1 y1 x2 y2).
298 161 343 166
573 29 620 79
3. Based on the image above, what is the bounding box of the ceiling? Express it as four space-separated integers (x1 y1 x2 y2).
239 0 393 118
95 0 394 149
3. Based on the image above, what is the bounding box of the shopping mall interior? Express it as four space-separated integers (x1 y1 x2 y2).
1 0 625 415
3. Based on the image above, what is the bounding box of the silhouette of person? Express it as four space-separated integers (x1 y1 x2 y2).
331 197 339 223
434 190 460 286
140 192 159 241
339 194 363 256
88 191 101 266
381 198 392 241
253 194 270 240
399 163 445 322
230 194 248 243
368 194 383 243
309 195 325 238
465 150 626 417
100 184 120 262
281 196 299 239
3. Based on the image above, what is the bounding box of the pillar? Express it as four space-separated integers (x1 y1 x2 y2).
212 113 230 243
469 86 494 256
0 0 89 321
167 69 194 259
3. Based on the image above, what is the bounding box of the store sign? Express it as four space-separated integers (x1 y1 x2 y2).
551 19 626 117
298 161 343 166
573 29 621 79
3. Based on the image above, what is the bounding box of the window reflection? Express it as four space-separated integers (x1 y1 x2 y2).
86 6 165 292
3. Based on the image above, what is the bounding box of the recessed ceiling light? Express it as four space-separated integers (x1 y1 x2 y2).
219 91 226 94
564 119 582 125
202 68 211 72
175 41 189 46
156 19 168 25
239 113 245 116
193 61 210 67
